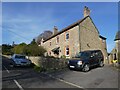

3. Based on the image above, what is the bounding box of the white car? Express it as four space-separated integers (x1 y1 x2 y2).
10 54 32 67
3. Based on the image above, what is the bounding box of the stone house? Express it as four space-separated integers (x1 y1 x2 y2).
40 6 108 63
109 31 120 63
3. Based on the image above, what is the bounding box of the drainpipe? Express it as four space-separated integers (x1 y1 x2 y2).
78 23 81 52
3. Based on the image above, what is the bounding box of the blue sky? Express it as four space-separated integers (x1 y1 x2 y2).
2 2 118 53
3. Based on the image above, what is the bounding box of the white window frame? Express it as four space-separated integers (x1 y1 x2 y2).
66 46 69 56
66 32 69 40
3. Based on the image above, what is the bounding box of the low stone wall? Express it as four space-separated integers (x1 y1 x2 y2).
108 54 113 64
2 55 68 71
28 56 68 70
2 55 11 59
28 56 42 67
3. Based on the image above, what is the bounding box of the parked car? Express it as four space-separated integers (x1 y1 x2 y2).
68 50 104 72
10 54 32 67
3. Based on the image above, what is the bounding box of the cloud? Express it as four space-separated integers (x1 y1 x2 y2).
2 8 59 44
3 18 33 23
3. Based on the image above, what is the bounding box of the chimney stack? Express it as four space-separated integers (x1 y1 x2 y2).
53 26 58 35
84 6 90 17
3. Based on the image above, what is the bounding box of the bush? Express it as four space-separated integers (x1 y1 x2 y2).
45 56 55 58
41 58 67 72
24 39 46 56
34 65 44 72
12 39 47 56
61 55 66 59
24 44 46 56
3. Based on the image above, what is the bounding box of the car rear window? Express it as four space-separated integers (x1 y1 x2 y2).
15 55 26 59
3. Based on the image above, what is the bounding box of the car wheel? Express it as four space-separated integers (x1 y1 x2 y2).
68 66 72 70
69 68 72 70
99 61 104 67
82 64 90 72
10 63 15 67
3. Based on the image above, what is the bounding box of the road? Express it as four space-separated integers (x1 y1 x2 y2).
2 55 119 89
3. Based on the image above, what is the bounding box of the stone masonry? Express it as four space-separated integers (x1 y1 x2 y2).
40 6 108 63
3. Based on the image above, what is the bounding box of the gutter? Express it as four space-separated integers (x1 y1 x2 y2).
78 23 81 52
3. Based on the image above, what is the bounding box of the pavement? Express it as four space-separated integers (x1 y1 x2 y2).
1 55 119 90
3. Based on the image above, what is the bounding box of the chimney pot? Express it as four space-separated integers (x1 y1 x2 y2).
53 26 58 35
84 6 90 17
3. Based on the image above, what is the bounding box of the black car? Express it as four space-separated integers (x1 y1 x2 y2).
68 50 104 72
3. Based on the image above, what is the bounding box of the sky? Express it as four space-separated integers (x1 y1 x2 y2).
2 2 118 53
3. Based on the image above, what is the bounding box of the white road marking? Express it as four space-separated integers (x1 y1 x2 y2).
14 79 24 90
47 74 84 88
3 65 10 73
56 78 84 88
3 65 83 89
3 66 24 90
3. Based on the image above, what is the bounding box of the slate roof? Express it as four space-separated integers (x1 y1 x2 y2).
114 31 120 41
99 35 106 40
43 16 104 42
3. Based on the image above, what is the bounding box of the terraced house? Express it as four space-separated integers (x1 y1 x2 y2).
109 31 120 63
40 6 108 63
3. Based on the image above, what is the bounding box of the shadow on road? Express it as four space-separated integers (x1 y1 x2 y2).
2 55 70 84
2 55 33 71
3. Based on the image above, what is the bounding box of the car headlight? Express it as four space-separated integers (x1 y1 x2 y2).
77 61 82 65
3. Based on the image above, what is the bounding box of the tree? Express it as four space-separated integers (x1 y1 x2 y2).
30 39 36 45
24 39 46 56
6 39 46 56
2 44 13 55
35 31 53 44
12 43 27 54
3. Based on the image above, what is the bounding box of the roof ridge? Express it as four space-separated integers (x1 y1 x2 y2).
43 16 89 42
114 31 120 41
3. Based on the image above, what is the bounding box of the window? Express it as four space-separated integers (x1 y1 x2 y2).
114 54 117 60
79 52 90 59
66 32 69 40
50 42 51 46
49 51 51 56
56 36 59 44
66 46 69 56
15 55 26 59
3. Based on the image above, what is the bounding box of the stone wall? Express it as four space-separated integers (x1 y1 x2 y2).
100 38 109 64
80 17 108 63
28 56 42 67
80 17 101 51
42 25 80 58
108 40 120 64
115 40 120 59
28 56 68 70
41 16 108 64
2 55 11 59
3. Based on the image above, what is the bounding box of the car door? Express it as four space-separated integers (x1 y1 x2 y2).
89 51 96 66
96 51 103 63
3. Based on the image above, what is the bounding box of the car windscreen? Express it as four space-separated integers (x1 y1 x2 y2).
15 55 26 59
75 52 90 59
